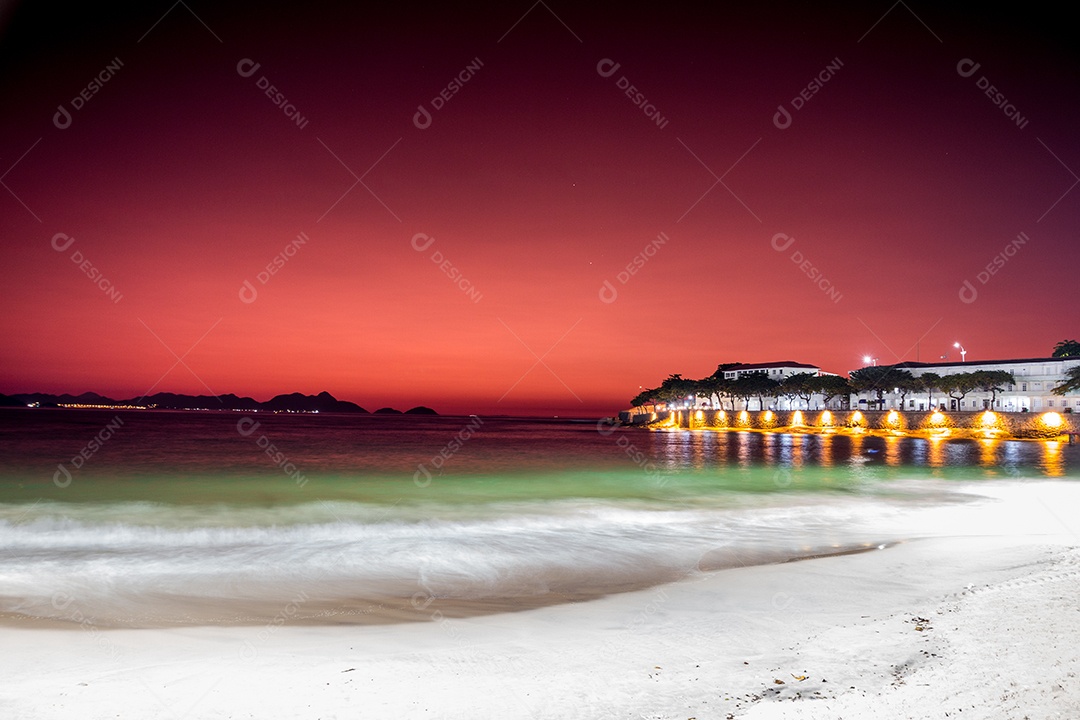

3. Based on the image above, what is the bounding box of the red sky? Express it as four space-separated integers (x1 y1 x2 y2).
1 2 1078 416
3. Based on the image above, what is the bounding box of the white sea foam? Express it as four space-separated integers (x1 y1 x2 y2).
0 482 1023 626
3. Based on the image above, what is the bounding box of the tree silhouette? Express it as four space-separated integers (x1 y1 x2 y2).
1052 366 1080 395
1052 339 1080 358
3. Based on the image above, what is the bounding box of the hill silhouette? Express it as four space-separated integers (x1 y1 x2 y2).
3 390 368 413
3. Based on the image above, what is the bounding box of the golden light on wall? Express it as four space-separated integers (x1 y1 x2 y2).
927 410 951 436
820 410 833 426
791 410 804 426
884 409 905 435
978 410 1004 438
1040 412 1064 430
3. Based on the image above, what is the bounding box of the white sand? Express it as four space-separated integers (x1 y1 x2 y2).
4 487 1080 719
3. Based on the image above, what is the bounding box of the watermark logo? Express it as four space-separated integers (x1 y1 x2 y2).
596 59 669 130
50 233 124 303
413 415 484 487
237 59 310 130
958 231 1029 304
599 231 669 303
237 416 308 486
410 233 483 303
771 233 842 303
53 57 124 130
239 231 309 303
957 59 1028 130
413 58 484 130
54 415 124 487
237 590 311 660
773 57 843 130
51 591 122 657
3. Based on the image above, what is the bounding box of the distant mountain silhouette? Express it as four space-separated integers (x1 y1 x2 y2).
404 406 438 415
4 390 368 413
263 391 367 413
373 407 403 415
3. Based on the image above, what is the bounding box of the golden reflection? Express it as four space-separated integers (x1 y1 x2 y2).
927 436 946 467
761 432 777 464
736 431 752 468
818 433 834 467
1042 441 1064 477
978 438 999 467
884 435 901 466
789 434 806 468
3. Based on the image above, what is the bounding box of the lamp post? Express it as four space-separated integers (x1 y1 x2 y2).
953 342 967 362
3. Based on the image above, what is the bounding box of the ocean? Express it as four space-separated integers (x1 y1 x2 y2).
0 408 1077 628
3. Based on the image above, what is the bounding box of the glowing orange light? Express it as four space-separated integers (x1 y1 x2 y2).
821 410 833 426
886 410 900 425
1042 412 1063 429
695 410 704 420
980 411 997 427
852 411 864 423
792 410 804 426
764 410 774 422
930 411 946 425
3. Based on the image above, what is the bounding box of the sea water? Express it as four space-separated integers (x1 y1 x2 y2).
0 409 1076 627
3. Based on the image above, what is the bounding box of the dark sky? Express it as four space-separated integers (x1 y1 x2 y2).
1 1 1077 415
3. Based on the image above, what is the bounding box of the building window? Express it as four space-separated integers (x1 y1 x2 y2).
1022 383 1027 392
1048 400 1054 407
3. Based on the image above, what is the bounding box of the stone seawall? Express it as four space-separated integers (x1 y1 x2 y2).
621 408 1079 440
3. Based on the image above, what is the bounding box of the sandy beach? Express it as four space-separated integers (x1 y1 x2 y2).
3 526 1078 718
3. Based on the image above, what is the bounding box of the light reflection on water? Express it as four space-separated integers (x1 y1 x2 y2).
640 428 1076 479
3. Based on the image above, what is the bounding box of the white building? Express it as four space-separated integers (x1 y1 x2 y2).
853 356 1080 412
701 361 842 411
720 361 820 380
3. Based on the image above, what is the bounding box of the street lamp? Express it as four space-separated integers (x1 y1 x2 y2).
953 342 967 362
863 355 878 366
